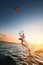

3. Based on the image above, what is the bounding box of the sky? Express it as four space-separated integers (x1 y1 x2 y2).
0 0 43 43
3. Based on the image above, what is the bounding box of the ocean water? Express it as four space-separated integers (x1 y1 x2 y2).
0 42 43 65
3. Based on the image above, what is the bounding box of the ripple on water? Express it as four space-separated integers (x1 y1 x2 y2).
0 42 43 65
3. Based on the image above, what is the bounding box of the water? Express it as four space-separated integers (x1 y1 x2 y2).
0 42 43 65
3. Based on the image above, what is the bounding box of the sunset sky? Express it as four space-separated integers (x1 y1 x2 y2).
0 0 43 43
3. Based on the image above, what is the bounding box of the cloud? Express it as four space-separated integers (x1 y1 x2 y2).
0 33 20 43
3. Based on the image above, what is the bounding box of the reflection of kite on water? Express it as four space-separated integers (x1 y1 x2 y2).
18 31 30 54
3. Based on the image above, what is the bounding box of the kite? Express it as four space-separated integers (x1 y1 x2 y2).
15 6 20 11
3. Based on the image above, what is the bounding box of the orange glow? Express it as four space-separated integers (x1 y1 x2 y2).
0 34 20 43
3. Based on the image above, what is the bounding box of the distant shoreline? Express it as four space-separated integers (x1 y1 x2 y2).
0 41 20 44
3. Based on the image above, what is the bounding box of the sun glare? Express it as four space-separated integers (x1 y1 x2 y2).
22 32 43 45
37 37 42 44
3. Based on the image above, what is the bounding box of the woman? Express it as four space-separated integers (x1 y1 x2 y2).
19 31 30 53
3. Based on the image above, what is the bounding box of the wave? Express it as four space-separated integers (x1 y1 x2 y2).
0 42 43 65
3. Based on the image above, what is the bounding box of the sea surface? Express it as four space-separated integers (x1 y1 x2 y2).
0 42 43 65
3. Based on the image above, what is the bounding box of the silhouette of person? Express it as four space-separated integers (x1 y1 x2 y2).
19 32 25 45
19 31 30 53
